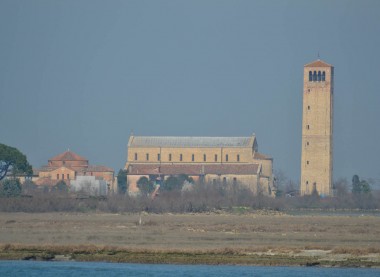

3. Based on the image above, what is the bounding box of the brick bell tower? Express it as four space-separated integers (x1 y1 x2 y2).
300 59 334 196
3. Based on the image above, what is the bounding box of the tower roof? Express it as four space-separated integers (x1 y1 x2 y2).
49 150 88 161
304 59 332 68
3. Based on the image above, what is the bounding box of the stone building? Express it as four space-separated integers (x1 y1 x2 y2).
125 135 275 196
34 150 115 191
300 59 334 196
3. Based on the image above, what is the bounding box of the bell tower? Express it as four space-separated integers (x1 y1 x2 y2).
300 59 334 196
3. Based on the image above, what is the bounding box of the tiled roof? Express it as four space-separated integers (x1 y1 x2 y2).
254 152 272 160
126 163 259 175
38 165 113 173
49 150 88 161
304 60 332 68
129 136 255 148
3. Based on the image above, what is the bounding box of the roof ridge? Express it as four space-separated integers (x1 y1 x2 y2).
304 59 332 67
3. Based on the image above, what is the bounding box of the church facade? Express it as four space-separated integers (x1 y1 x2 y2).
125 135 275 196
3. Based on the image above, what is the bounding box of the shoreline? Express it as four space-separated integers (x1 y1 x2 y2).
1 245 379 268
1 212 379 268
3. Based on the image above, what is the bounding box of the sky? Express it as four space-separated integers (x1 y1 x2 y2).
1 0 380 184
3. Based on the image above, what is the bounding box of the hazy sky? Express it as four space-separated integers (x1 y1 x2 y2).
1 0 379 183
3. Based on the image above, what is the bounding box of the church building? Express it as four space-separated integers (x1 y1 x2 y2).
125 134 275 196
34 150 115 191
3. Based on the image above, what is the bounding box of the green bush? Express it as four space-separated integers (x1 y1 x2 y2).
0 179 22 197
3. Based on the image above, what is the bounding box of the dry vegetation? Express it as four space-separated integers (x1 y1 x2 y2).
1 181 380 213
1 183 380 266
0 212 380 266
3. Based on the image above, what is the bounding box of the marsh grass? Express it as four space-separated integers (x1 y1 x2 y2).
0 212 379 266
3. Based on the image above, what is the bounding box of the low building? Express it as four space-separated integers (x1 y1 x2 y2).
34 150 115 192
125 135 275 196
70 176 108 196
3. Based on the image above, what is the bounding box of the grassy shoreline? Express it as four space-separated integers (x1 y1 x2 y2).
1 212 379 267
1 244 379 268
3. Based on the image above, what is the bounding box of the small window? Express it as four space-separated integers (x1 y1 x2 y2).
322 71 326 81
134 153 138 161
233 177 237 185
62 161 65 165
192 154 194 162
313 71 317 81
67 174 69 179
308 89 311 92
318 71 321 81
309 71 312 81
157 154 161 161
306 181 309 185
307 105 310 110
307 141 309 146
306 125 310 130
180 154 183 161
62 174 64 180
237 154 240 162
203 154 206 162
57 174 59 179
307 161 309 165
169 154 172 162
214 154 218 162
223 177 227 185
146 153 149 161
225 154 229 162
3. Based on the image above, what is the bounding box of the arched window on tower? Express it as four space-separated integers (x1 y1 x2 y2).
318 71 321 81
313 71 317 81
322 71 326 81
309 71 312 81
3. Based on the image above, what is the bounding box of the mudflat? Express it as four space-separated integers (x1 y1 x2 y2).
1 211 380 267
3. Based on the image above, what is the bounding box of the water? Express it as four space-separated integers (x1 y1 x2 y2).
0 261 379 277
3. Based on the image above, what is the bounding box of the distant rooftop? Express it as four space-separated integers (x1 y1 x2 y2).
49 150 88 161
304 59 333 68
128 136 255 148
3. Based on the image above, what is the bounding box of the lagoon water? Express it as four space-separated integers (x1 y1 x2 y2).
0 261 379 277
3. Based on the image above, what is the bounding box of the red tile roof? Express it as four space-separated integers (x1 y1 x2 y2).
49 150 88 161
127 163 259 176
304 60 332 68
254 152 272 160
38 165 113 173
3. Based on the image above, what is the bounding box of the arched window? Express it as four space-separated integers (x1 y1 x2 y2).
309 71 312 81
313 71 317 81
318 71 321 81
322 71 326 81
